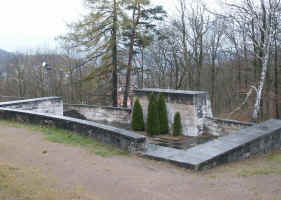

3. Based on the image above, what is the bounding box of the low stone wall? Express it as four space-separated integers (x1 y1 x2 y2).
143 119 281 171
0 96 25 102
64 104 131 125
0 108 146 153
204 117 254 136
197 119 281 170
0 97 63 116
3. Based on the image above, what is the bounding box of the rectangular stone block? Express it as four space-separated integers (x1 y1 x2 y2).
134 88 213 136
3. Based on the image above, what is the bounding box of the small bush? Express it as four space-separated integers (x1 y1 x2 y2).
131 98 145 131
146 92 160 136
173 112 182 136
157 93 169 134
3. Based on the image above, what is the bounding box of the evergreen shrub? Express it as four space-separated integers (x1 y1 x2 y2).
173 112 182 136
157 93 169 134
131 98 145 131
146 92 160 136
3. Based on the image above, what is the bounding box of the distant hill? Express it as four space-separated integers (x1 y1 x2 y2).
0 49 12 72
0 49 11 60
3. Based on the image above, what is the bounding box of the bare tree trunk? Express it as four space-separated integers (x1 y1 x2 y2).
141 47 144 89
237 55 241 95
112 0 118 107
252 45 269 122
274 40 280 119
123 1 141 108
252 0 270 122
197 35 203 90
78 64 83 103
243 30 249 89
211 58 216 110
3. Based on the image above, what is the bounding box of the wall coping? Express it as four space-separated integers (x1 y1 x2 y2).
134 88 207 95
64 104 131 112
0 97 62 107
206 117 255 126
0 107 145 141
0 96 25 100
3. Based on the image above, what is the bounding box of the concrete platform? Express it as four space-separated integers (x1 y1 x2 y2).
143 120 281 171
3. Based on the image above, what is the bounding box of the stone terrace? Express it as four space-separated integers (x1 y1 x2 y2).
143 119 281 170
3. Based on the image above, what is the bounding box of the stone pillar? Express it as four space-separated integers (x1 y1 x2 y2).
134 89 213 136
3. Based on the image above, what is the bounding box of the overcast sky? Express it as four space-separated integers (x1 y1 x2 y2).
0 0 218 52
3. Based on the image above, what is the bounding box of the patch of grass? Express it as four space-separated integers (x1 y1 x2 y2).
237 152 281 177
0 162 92 200
267 152 281 163
0 120 128 157
208 151 281 178
238 168 281 177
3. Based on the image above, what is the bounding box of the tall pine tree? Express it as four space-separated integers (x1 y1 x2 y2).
122 0 167 107
59 0 124 106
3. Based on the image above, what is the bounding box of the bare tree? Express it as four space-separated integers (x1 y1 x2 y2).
226 0 281 121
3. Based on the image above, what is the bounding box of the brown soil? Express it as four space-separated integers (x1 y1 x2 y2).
0 124 280 200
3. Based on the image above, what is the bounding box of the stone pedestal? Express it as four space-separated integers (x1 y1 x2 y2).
134 89 213 136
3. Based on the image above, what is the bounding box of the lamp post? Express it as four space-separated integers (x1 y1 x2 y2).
42 62 52 96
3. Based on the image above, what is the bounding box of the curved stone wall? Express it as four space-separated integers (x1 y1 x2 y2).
0 98 146 153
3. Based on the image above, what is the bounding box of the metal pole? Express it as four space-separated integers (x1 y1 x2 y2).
47 68 52 96
42 62 52 97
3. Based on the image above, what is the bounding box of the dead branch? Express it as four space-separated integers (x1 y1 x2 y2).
228 85 257 117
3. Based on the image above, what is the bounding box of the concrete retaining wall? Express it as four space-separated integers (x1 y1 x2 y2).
197 119 281 170
64 104 131 125
204 117 254 136
144 119 281 171
0 97 63 116
0 108 146 153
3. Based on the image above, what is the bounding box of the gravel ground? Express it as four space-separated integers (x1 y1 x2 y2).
0 124 280 200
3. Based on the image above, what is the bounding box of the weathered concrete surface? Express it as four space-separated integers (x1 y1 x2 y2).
0 108 146 153
0 97 63 116
204 117 255 136
143 119 281 170
64 104 131 125
134 88 213 136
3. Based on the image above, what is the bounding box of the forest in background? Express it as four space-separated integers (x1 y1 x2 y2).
0 0 281 122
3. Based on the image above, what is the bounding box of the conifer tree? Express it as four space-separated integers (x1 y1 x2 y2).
146 92 160 136
173 112 182 137
59 0 123 107
122 1 167 107
131 98 145 131
157 93 169 134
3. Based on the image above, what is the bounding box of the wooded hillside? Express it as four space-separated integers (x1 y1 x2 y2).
1 0 280 122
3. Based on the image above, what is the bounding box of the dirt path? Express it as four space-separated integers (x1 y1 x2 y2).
0 124 280 200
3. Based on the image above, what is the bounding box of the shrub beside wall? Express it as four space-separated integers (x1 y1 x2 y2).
131 98 145 131
157 93 169 134
173 112 182 136
146 93 160 136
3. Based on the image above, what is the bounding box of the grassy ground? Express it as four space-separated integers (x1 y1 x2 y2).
236 152 281 177
0 120 280 200
0 162 98 200
0 120 128 157
205 150 281 178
